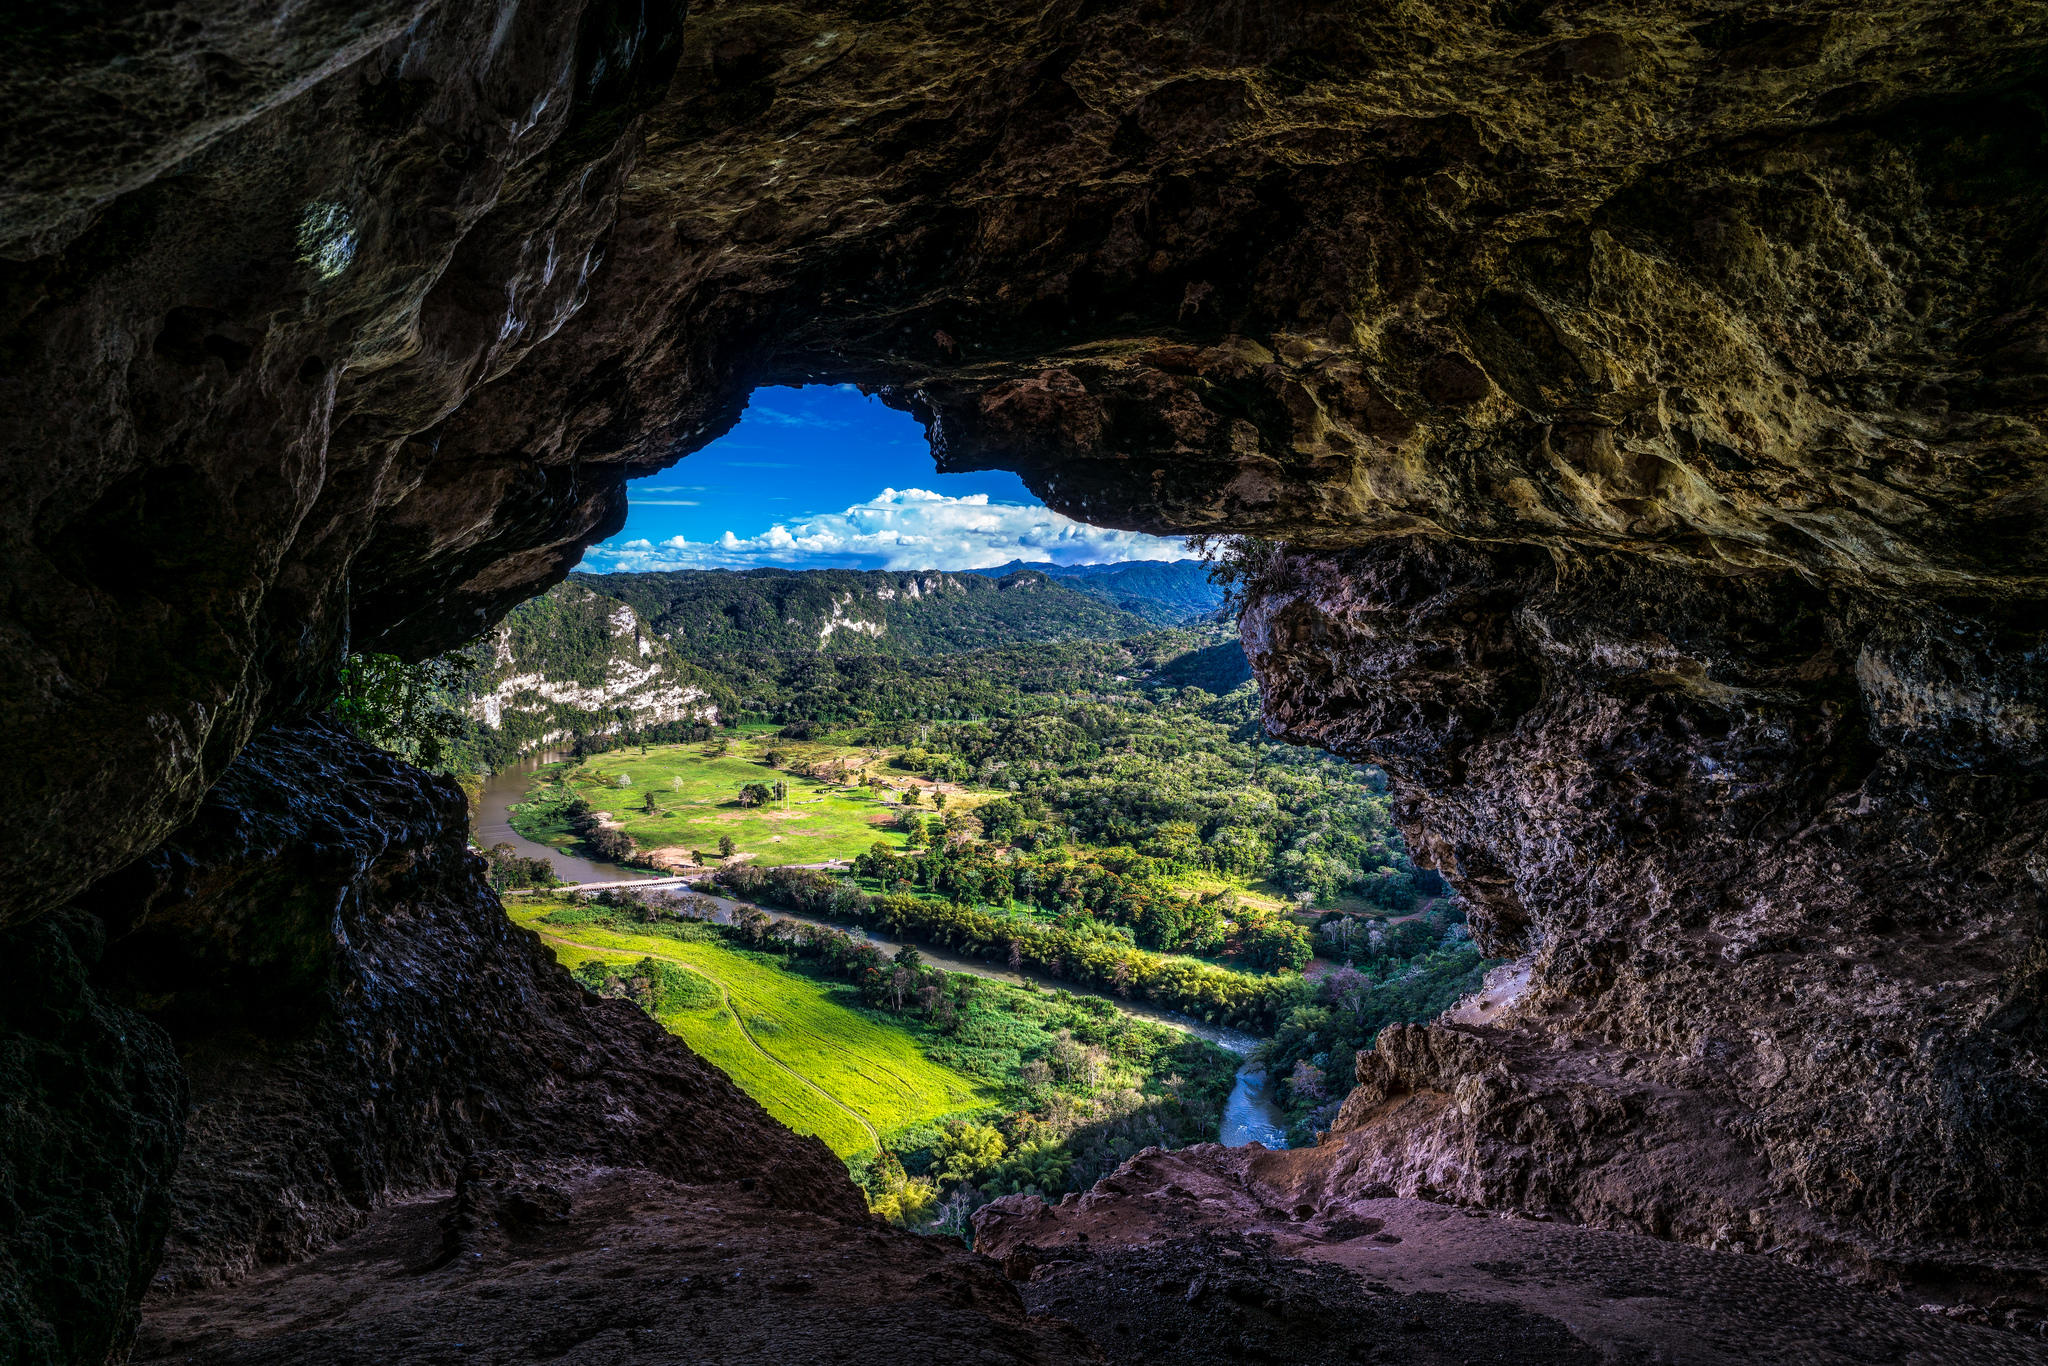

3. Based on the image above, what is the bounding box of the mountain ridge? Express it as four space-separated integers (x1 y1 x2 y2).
961 558 1222 624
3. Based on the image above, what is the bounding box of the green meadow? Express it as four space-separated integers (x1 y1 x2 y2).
506 899 991 1156
512 736 935 867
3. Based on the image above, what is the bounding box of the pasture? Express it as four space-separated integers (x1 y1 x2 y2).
506 899 992 1156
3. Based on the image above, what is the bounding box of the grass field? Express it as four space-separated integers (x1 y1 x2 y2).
513 734 1012 868
516 737 927 867
1159 869 1292 915
506 899 991 1156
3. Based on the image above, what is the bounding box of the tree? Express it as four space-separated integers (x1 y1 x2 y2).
643 789 660 813
933 790 949 810
718 834 736 858
901 787 920 806
333 649 482 769
1287 1059 1328 1103
737 782 774 807
765 749 785 768
588 828 635 863
935 1120 1006 1184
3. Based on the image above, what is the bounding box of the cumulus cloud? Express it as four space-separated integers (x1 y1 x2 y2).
583 488 1196 573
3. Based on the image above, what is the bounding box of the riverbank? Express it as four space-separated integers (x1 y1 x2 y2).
475 751 642 883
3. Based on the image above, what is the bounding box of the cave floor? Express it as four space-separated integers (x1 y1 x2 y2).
132 1164 2047 1366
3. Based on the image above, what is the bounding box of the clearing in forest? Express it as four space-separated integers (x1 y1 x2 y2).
506 901 991 1156
522 736 1001 866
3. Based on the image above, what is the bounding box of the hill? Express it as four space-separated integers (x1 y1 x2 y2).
964 558 1222 624
459 569 1156 758
580 567 1154 658
459 582 731 763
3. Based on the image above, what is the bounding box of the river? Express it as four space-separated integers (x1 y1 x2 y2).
479 756 1289 1148
474 751 644 884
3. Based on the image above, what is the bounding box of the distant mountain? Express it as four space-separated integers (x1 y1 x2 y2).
584 567 1155 659
965 558 1222 624
463 568 1167 753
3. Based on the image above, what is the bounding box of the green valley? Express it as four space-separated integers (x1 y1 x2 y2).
508 897 991 1156
507 890 1238 1229
357 560 1502 1227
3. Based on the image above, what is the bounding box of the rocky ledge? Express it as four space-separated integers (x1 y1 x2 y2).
974 1145 2048 1364
2 720 861 1360
1233 537 2047 1305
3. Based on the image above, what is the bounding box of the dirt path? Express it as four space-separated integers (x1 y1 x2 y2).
535 928 882 1155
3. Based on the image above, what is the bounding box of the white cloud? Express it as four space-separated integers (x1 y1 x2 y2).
744 406 844 429
583 488 1197 573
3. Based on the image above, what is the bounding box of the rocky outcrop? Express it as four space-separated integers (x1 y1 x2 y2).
0 718 864 1359
0 0 689 927
973 1146 2048 1362
1238 537 2047 1285
0 914 185 1365
132 1162 1097 1366
473 582 719 739
104 719 861 1287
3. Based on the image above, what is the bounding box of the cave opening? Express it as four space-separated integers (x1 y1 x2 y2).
4 2 2046 1363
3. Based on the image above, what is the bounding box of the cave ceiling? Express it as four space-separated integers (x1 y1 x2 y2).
6 0 2043 927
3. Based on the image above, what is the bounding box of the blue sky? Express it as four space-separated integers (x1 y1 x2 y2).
580 385 1197 572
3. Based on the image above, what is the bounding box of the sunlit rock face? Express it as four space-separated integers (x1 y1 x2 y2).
3 0 2046 1357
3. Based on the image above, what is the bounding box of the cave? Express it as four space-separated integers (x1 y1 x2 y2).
2 1 2044 1362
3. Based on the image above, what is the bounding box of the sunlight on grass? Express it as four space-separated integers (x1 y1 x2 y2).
523 734 1008 868
507 902 992 1157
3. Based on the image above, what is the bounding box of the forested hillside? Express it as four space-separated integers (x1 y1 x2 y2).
589 567 1152 657
965 559 1222 624
449 567 1435 910
460 582 730 767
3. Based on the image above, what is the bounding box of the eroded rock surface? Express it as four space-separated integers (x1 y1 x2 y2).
93 718 862 1294
4 0 2047 1360
0 913 185 1365
8 0 2045 922
1235 538 2048 1291
133 1163 1094 1366
976 1146 2048 1363
1 719 863 1360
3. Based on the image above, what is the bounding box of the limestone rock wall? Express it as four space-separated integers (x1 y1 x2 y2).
1239 537 2046 1274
